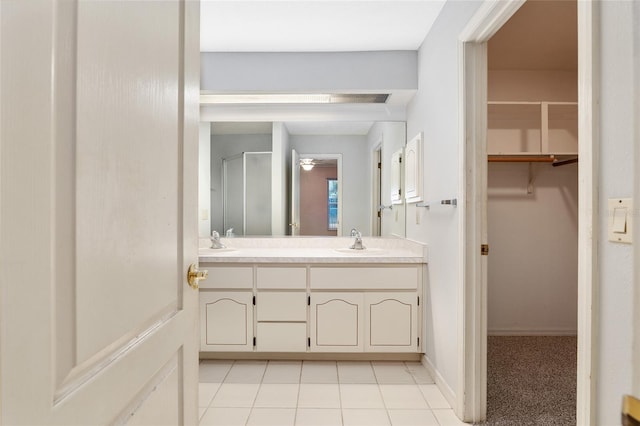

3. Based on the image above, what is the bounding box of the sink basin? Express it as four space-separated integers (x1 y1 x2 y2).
199 247 237 254
333 248 387 255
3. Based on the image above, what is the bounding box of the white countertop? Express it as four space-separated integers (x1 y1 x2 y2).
198 237 428 264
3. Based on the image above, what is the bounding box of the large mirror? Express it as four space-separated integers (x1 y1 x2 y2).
198 121 407 238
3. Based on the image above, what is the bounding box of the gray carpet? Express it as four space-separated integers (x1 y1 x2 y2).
481 336 577 426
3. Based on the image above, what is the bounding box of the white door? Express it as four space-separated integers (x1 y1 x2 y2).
290 149 301 235
0 1 200 424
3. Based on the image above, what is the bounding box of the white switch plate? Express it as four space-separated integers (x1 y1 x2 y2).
608 198 632 244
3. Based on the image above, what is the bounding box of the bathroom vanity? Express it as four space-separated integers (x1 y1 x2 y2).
198 237 427 357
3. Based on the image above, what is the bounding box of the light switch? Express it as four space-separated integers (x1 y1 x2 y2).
608 198 633 243
612 207 627 233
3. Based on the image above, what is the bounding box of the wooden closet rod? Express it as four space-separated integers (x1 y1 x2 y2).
552 157 579 167
488 155 555 163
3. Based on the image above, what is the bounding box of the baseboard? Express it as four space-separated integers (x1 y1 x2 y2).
488 328 577 336
200 352 422 361
421 355 456 410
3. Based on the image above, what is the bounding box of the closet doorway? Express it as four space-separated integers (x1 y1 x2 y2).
486 1 578 424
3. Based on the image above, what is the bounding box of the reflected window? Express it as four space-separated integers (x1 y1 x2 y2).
327 179 338 230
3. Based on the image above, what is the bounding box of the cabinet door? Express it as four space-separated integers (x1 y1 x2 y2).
200 291 254 352
365 293 418 352
310 293 363 352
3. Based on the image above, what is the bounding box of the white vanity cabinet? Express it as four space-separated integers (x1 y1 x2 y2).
198 258 425 355
255 267 307 352
199 266 254 352
309 266 421 353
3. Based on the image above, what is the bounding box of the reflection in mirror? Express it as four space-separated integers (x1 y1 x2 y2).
198 121 407 238
295 154 341 236
222 152 272 236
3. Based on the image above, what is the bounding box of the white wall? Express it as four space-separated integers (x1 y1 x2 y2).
488 70 577 102
290 135 370 235
201 51 417 95
367 122 407 237
200 51 416 123
405 0 483 396
596 2 638 423
198 122 211 237
487 162 578 335
209 133 272 234
272 123 290 236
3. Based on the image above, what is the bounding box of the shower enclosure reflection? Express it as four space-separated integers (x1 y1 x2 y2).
223 152 272 236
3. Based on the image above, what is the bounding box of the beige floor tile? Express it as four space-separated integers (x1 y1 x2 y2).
254 384 300 408
247 408 296 426
295 408 342 426
211 383 260 407
371 362 415 384
199 383 221 408
199 407 251 426
337 362 377 384
263 361 302 384
419 385 450 409
342 409 390 426
379 384 429 409
404 362 435 384
224 361 267 384
297 384 341 408
301 361 338 384
431 409 471 425
339 384 385 409
199 360 233 383
387 409 439 426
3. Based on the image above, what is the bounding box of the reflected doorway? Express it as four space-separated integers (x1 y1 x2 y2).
300 159 338 236
291 152 343 236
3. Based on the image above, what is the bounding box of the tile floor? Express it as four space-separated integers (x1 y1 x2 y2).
199 360 470 426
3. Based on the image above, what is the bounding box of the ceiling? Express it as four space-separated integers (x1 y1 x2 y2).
200 1 447 52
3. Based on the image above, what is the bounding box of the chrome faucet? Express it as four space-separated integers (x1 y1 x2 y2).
210 230 226 249
349 229 365 250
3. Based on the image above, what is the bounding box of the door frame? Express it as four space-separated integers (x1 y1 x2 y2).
371 142 383 236
458 0 599 423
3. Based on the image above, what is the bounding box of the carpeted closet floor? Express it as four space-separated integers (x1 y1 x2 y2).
482 336 577 426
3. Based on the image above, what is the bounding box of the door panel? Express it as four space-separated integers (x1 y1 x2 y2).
0 0 200 424
75 0 182 365
200 292 254 351
365 293 418 352
310 293 364 352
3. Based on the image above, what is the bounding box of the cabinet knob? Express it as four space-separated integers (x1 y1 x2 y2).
187 264 208 290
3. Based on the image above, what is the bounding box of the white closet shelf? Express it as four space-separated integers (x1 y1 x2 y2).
488 101 578 157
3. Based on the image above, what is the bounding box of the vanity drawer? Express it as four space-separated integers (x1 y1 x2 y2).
200 266 253 289
310 266 418 290
257 267 306 289
257 323 307 352
256 292 307 321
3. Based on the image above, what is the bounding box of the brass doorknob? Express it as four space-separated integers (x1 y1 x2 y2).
187 264 208 289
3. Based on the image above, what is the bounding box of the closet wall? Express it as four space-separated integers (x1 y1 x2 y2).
487 0 578 335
